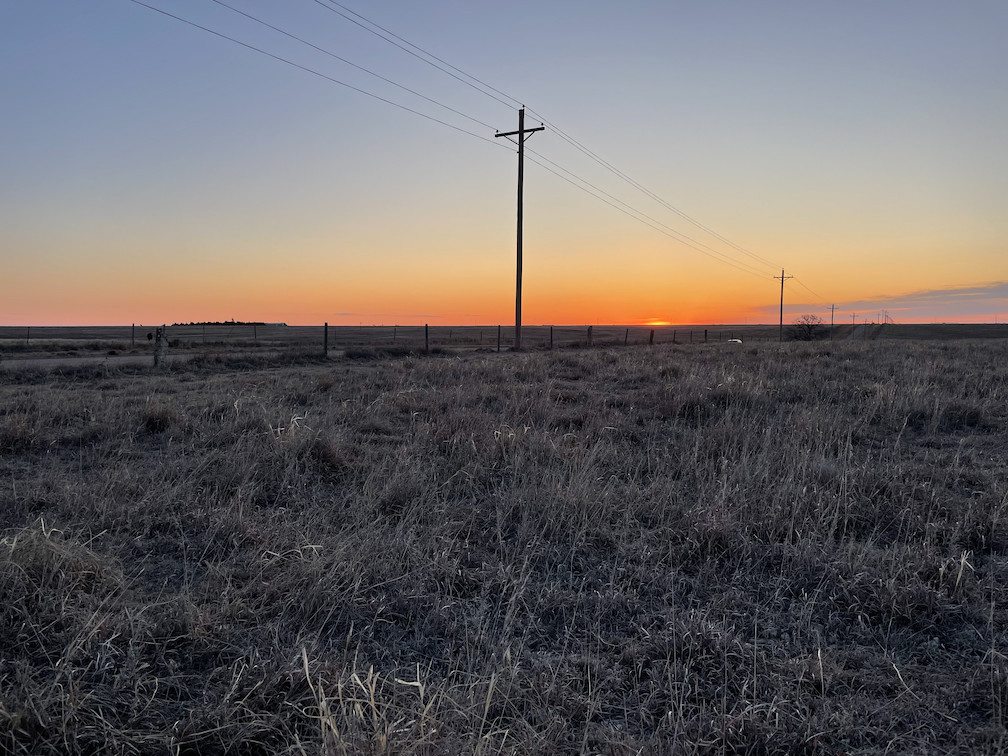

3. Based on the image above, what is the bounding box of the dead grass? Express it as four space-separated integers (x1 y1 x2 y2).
0 340 1006 753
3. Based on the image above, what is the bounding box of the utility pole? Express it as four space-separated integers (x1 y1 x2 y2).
495 107 544 351
774 269 793 342
830 304 835 341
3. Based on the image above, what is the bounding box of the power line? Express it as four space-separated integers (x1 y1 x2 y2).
305 1 800 281
131 0 830 293
207 0 497 131
526 109 783 271
318 0 524 110
524 147 772 278
792 277 830 307
125 0 498 146
179 0 773 279
525 154 775 279
309 0 518 111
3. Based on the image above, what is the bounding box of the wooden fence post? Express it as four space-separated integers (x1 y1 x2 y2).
393 325 397 342
497 325 501 353
550 325 553 350
153 324 167 367
705 329 708 343
587 325 593 347
690 330 693 344
26 326 30 346
253 324 257 343
132 323 135 347
624 328 629 346
202 323 206 343
649 329 655 345
324 322 328 356
425 323 429 353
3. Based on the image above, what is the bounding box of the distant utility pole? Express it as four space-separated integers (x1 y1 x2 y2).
774 269 793 342
830 304 835 341
495 107 544 351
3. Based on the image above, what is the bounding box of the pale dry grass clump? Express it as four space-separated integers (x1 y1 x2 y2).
0 340 1006 754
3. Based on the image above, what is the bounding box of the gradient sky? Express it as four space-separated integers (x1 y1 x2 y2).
2 0 1006 326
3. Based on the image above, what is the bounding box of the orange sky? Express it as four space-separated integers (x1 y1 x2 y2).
2 1 1006 326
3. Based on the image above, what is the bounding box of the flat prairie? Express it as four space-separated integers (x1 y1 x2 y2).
3 323 1007 364
1 340 1006 754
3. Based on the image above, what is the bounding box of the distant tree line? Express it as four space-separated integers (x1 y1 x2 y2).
171 320 287 327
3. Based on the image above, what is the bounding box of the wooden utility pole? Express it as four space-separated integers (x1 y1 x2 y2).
495 108 544 351
774 269 793 342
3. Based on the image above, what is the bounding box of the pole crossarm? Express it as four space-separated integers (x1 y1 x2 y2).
494 107 544 351
495 125 545 139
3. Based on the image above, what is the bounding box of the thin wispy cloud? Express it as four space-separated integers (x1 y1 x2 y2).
759 281 1008 322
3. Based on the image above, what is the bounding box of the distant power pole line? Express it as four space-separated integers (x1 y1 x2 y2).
774 269 793 342
495 107 544 351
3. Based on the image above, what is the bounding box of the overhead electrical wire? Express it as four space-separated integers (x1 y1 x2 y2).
524 155 775 279
207 0 497 131
307 0 795 279
523 147 772 278
309 0 518 111
315 0 524 110
125 0 499 146
792 277 831 307
525 109 783 272
129 0 830 291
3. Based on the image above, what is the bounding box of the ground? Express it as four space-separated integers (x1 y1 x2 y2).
1 339 1006 754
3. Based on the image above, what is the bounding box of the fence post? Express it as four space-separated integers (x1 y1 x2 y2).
132 323 135 347
254 324 257 343
497 325 501 352
705 329 708 343
26 326 30 346
153 324 167 367
624 328 629 346
690 330 693 344
202 323 206 343
425 323 429 353
650 329 655 346
550 325 553 350
324 322 328 356
587 325 593 347
393 325 397 342
673 329 676 344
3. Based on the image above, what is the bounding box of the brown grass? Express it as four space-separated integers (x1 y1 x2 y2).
1 340 1006 753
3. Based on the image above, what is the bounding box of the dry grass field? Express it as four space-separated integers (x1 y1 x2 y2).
1 339 1007 754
